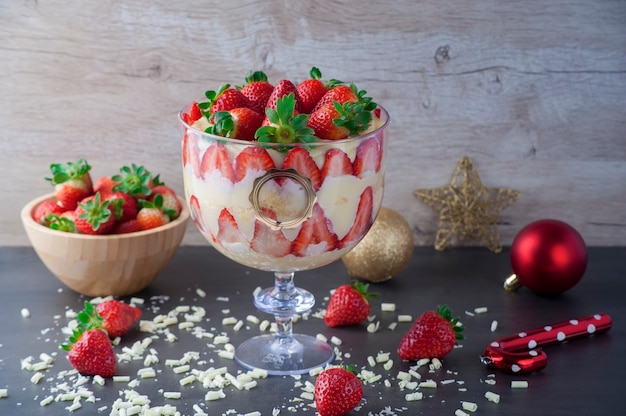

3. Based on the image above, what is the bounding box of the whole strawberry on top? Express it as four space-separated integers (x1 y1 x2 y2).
397 305 464 360
46 158 93 210
314 366 363 416
324 281 378 327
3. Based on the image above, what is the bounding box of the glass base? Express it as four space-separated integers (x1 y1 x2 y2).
234 333 334 376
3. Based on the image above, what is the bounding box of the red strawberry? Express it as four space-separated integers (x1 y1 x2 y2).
64 328 116 377
266 79 302 112
199 84 252 114
398 305 464 360
74 193 116 235
296 67 330 113
46 158 93 210
324 281 376 327
282 147 322 191
240 70 274 114
339 186 374 249
103 191 138 223
61 302 116 377
353 137 382 178
206 108 264 141
314 366 363 416
96 299 142 339
307 102 349 140
181 101 202 124
291 204 338 257
93 176 119 195
255 93 316 146
233 146 276 182
150 185 182 220
200 142 236 183
216 208 246 245
112 219 142 234
250 214 292 258
136 195 170 231
188 194 211 238
182 132 202 179
33 199 64 224
111 164 154 200
312 84 357 112
321 148 353 182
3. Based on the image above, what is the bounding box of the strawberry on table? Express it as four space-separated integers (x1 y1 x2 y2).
61 301 116 377
397 305 464 360
96 299 142 339
74 192 116 235
46 158 93 210
324 281 377 327
239 70 274 114
314 366 363 416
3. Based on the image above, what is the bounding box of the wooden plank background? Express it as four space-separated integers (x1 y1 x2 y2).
2 0 625 248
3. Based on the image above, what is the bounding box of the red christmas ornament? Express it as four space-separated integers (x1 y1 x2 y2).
504 219 587 295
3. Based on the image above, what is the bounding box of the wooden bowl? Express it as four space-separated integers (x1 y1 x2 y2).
21 193 189 297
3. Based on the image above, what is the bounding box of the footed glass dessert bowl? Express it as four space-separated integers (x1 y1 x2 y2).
179 103 389 375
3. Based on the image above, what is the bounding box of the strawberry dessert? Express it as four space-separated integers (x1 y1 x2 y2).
180 68 389 272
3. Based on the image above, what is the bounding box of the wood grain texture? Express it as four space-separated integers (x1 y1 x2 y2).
2 0 625 247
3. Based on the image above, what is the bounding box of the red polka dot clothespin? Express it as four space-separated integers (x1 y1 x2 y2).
481 313 612 374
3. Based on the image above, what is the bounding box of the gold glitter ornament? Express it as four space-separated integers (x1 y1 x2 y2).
341 207 414 282
415 156 519 253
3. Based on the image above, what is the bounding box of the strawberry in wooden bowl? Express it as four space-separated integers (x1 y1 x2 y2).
21 159 189 297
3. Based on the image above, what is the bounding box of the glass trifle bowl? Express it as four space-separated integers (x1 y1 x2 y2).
179 98 389 375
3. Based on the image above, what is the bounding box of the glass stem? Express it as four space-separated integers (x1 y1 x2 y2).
273 272 296 342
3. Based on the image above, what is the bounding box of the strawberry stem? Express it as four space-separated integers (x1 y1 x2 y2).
77 192 112 231
45 158 91 185
437 305 465 341
255 93 317 146
111 164 153 197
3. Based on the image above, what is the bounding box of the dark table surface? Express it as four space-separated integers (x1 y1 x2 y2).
0 246 623 415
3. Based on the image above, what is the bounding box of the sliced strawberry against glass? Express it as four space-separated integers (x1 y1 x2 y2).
339 186 374 249
250 209 293 258
281 147 322 191
353 136 383 178
291 204 338 257
216 208 247 246
233 146 276 183
200 142 236 184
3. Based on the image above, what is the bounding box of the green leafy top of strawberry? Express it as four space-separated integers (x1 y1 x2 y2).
198 83 231 113
139 194 175 219
77 192 113 231
308 66 343 89
437 304 465 341
244 70 268 84
332 84 378 136
48 215 76 233
61 301 104 351
255 93 317 146
205 111 236 138
350 280 379 301
111 164 153 197
46 158 91 185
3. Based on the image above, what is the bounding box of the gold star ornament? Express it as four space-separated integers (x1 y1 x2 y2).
415 156 519 253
